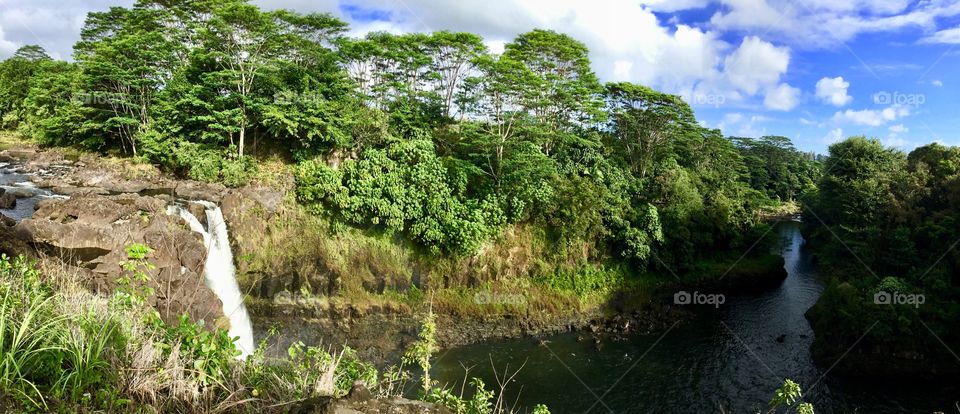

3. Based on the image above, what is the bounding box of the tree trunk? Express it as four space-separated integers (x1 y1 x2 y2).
239 127 245 157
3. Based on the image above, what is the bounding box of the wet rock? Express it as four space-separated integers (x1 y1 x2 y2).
186 202 208 228
175 181 226 202
0 212 15 227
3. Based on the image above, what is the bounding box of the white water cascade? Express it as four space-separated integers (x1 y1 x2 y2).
167 201 255 358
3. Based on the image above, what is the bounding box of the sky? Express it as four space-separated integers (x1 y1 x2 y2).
1 0 959 153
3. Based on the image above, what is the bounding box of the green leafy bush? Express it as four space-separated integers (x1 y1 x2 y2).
172 141 256 186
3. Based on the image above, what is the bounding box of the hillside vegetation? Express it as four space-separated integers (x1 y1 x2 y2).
0 1 817 275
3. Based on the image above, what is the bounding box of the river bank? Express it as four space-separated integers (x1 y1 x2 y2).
431 223 959 413
0 133 789 367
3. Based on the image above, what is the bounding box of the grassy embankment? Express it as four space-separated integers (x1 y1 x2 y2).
3 131 786 328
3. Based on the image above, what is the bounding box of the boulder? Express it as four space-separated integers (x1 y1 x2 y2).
10 189 33 199
0 212 15 227
0 224 32 257
0 191 15 209
175 181 226 202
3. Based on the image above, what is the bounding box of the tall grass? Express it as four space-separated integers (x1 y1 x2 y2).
0 255 68 409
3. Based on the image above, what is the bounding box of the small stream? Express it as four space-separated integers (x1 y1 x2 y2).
432 223 957 413
0 162 66 222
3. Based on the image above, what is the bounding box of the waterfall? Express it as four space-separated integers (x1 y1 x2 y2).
166 201 255 358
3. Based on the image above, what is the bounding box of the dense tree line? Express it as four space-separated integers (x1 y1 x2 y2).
732 136 820 202
803 137 960 375
0 0 819 269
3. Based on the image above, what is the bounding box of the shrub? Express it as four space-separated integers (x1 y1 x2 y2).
172 141 256 187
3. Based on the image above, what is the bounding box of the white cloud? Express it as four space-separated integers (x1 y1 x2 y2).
889 123 908 133
815 76 853 106
824 128 845 144
920 26 960 44
638 0 711 12
723 36 790 95
335 1 806 110
708 0 960 49
0 1 129 60
717 112 771 137
485 40 506 55
764 83 801 111
932 80 944 87
883 136 910 148
832 105 910 126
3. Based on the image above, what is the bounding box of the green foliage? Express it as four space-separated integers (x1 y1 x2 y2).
404 310 438 393
115 243 156 309
803 136 960 374
284 340 378 397
766 379 814 414
733 136 820 201
4 0 804 280
423 378 494 414
296 137 504 255
0 254 124 411
171 141 257 186
539 265 630 298
161 314 240 386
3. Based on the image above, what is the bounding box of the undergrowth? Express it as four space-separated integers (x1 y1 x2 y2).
0 247 549 413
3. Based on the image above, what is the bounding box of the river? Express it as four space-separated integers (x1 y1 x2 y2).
432 222 957 413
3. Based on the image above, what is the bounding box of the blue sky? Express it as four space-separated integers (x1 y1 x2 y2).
1 0 958 153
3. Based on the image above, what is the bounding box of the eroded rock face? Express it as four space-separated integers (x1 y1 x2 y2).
15 194 224 325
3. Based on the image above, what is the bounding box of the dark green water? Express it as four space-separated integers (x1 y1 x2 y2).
432 223 958 413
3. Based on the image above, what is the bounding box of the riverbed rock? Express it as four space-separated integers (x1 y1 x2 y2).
0 224 31 257
175 181 227 202
9 188 33 199
15 193 224 324
51 186 110 196
0 191 15 209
